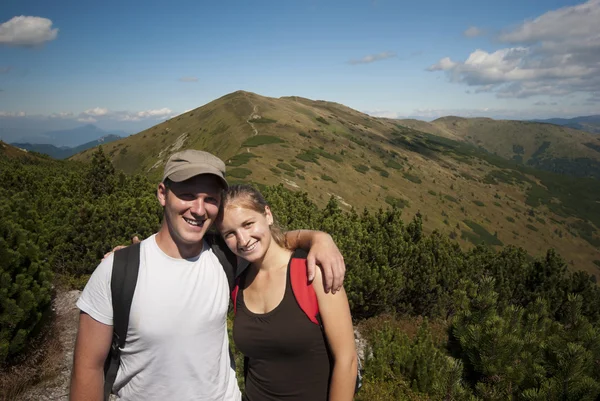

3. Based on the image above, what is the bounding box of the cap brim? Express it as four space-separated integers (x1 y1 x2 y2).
167 165 228 189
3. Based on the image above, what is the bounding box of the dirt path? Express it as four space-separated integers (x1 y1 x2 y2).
16 291 81 401
246 103 259 137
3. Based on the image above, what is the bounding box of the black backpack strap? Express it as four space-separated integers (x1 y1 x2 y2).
103 242 141 400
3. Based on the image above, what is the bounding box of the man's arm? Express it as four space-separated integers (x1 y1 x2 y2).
285 230 345 293
70 313 113 401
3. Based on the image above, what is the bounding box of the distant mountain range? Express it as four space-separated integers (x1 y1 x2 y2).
4 124 129 147
531 115 600 134
12 134 122 159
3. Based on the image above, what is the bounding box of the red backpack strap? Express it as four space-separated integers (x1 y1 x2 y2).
290 255 320 325
231 278 240 314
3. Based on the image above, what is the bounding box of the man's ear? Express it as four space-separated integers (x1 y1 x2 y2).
265 205 274 226
157 182 168 206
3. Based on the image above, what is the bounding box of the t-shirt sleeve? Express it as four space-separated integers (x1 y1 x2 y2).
76 253 114 326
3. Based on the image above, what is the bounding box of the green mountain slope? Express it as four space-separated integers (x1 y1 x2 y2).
398 116 600 179
71 91 600 279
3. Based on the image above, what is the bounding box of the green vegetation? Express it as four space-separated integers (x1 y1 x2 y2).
444 194 459 203
0 147 162 364
5 148 600 401
298 132 311 138
227 153 259 167
506 216 515 223
321 174 337 183
428 190 437 196
484 169 532 185
276 163 295 172
227 167 252 179
290 161 305 171
295 148 341 166
371 165 390 178
526 224 539 232
594 260 600 268
403 172 422 184
269 167 281 175
395 129 600 231
296 173 305 180
296 149 320 165
241 135 285 147
462 220 503 246
384 196 409 209
473 200 485 207
313 148 342 162
315 116 329 125
494 201 502 207
354 164 369 174
384 159 403 170
512 144 525 155
584 142 600 153
536 217 546 225
569 220 600 247
460 172 476 181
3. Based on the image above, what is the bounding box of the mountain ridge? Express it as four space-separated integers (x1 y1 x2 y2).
12 134 122 160
70 90 600 279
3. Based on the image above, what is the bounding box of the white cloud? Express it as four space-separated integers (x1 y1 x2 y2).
498 0 600 43
179 77 198 82
463 26 484 38
50 112 75 119
77 116 97 123
405 105 594 120
117 108 174 121
427 57 457 71
82 107 109 117
428 0 600 101
0 111 26 117
0 16 58 47
349 52 396 65
364 110 399 118
48 111 75 119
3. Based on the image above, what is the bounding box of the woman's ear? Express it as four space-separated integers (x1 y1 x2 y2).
265 205 274 226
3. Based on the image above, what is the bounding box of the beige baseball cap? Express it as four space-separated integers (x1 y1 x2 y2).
162 149 228 189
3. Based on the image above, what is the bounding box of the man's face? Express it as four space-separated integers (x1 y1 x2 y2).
157 174 223 250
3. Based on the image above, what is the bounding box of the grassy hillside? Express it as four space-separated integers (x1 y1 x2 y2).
71 91 600 279
399 116 600 179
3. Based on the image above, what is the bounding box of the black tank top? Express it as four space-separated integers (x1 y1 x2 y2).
232 254 331 401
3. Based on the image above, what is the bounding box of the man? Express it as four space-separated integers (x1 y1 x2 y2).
70 150 346 400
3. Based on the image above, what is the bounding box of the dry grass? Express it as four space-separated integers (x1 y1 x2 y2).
0 313 64 401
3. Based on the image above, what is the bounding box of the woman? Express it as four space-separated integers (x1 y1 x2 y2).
218 184 358 401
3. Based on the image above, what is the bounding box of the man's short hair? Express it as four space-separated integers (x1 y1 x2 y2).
162 150 228 189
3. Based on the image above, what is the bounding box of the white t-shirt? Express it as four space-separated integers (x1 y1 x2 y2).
77 234 242 401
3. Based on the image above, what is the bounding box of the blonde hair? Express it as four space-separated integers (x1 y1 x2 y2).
220 184 288 249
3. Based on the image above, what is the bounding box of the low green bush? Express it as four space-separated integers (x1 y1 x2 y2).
228 168 252 179
242 135 284 147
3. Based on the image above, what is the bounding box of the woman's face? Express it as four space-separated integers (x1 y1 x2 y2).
218 204 274 263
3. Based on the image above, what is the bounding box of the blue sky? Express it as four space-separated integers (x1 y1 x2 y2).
1 0 599 139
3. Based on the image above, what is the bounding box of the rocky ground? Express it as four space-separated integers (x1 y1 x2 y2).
16 290 81 401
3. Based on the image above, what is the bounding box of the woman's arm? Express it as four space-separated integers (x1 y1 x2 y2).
312 268 358 401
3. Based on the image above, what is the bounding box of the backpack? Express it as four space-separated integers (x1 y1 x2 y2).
231 249 363 393
103 233 239 401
